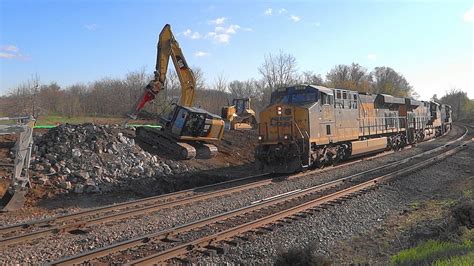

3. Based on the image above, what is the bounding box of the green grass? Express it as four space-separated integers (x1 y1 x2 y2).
463 189 473 199
391 240 473 265
35 115 123 126
433 252 474 266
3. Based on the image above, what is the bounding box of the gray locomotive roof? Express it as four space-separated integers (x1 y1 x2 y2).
308 85 334 96
378 94 405 105
407 98 423 106
359 93 376 103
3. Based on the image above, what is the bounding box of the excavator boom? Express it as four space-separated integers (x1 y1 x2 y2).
129 24 195 118
127 24 224 160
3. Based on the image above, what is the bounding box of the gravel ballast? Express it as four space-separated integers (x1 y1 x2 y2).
0 126 468 263
198 141 473 264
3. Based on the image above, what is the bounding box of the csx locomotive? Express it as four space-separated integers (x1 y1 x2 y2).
255 85 452 173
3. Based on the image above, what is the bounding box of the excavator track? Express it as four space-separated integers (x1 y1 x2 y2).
135 127 219 160
195 143 218 159
136 127 197 160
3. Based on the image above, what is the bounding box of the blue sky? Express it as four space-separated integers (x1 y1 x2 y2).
1 0 473 100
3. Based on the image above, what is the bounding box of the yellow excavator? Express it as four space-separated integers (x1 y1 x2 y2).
128 24 224 159
221 98 257 130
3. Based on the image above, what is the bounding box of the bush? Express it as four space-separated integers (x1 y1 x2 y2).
453 201 474 229
274 244 331 266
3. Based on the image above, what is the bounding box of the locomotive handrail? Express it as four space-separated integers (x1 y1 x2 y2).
293 121 306 141
293 121 310 166
357 115 408 136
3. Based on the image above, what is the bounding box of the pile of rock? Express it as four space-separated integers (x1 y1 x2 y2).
30 124 193 194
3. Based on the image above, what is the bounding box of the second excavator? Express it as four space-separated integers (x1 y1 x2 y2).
128 24 224 159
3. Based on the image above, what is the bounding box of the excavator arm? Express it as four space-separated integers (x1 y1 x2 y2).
128 24 196 119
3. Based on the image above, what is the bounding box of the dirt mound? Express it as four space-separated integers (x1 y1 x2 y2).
453 201 474 229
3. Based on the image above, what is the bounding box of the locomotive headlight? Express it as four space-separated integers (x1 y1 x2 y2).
277 106 282 115
258 135 263 141
284 135 289 140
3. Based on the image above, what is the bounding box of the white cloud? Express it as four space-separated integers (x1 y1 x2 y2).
290 15 301 22
210 17 227 25
243 27 253 32
0 52 15 59
278 8 287 14
207 32 231 44
463 5 474 22
207 24 242 44
0 45 19 52
264 8 272 16
183 29 202 40
194 51 210 57
314 22 321 27
0 44 29 60
183 29 192 36
367 54 377 60
84 24 97 31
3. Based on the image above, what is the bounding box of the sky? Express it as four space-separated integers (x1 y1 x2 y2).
0 0 473 100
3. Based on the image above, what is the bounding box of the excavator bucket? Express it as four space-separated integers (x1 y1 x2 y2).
0 188 27 212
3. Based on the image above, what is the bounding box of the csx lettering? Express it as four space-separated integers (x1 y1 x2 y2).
270 116 291 127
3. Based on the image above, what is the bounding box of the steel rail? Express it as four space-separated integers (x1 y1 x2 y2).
3 124 464 237
1 126 467 249
0 173 271 235
0 173 276 247
52 137 470 265
130 140 470 265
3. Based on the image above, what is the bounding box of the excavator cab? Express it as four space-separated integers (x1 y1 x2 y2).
170 105 223 139
234 98 250 114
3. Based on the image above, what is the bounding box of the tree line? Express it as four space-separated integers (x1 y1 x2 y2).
0 51 472 121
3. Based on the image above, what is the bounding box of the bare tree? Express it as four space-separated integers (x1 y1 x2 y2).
192 66 206 90
326 63 371 92
30 74 40 117
258 50 298 91
370 66 412 97
299 71 324 85
439 88 473 121
212 71 228 92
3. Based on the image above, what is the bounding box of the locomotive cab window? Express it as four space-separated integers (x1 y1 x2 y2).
321 93 332 105
270 85 319 105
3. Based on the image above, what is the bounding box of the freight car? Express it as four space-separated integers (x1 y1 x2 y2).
255 84 452 173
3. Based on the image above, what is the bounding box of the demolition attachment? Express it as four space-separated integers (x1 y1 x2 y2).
0 116 35 212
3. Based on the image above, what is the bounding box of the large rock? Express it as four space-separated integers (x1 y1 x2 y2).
31 123 195 195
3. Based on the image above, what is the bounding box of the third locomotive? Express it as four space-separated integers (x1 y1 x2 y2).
255 85 452 173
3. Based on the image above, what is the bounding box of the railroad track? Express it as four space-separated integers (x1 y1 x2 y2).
1 125 465 249
49 127 470 264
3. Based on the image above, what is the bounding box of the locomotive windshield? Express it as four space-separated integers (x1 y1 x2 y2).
271 86 319 105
